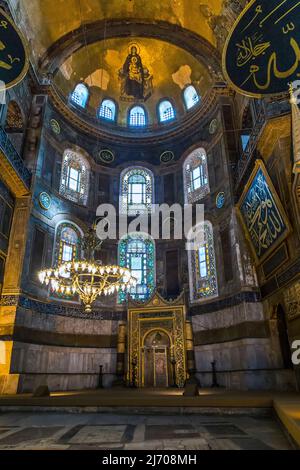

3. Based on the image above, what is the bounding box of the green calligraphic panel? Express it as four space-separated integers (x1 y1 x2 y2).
222 0 300 97
238 161 290 263
0 9 29 89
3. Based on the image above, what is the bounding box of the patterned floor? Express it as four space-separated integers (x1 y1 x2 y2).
0 412 292 450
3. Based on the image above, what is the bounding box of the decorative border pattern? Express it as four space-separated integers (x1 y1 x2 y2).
237 160 291 265
17 295 126 320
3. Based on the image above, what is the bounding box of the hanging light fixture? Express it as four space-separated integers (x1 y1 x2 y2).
39 225 137 313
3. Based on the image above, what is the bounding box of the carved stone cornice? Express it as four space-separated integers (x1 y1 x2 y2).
47 85 231 145
257 115 291 160
0 149 30 197
284 280 300 321
128 289 186 309
39 18 222 76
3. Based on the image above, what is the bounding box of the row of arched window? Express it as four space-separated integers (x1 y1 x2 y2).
54 221 217 304
70 83 200 126
55 147 214 303
59 147 210 208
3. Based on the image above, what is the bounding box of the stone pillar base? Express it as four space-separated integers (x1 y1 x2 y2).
0 374 20 395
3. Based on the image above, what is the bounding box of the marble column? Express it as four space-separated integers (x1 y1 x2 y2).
0 196 31 393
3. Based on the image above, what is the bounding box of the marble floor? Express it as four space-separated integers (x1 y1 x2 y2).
0 412 293 450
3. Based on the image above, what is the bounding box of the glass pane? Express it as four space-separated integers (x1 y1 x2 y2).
131 256 142 270
193 167 200 179
69 168 79 180
68 178 78 191
241 134 250 151
184 85 200 110
132 183 143 194
159 101 175 122
200 261 207 278
130 106 146 126
193 178 201 190
71 84 88 108
99 99 116 121
199 246 206 262
62 243 73 262
131 193 143 204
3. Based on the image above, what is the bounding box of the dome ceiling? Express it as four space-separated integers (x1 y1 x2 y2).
9 0 245 137
12 0 245 67
54 37 212 126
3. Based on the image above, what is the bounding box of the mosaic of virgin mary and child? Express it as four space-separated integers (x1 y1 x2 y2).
119 44 153 101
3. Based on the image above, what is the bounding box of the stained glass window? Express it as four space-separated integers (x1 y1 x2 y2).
158 100 175 123
98 99 116 121
120 167 154 215
70 83 89 108
58 225 80 263
59 149 90 205
241 134 250 151
183 85 200 110
183 148 210 203
129 106 146 127
54 223 81 292
188 221 218 302
118 233 155 302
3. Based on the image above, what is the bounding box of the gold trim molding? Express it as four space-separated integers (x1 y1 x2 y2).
257 115 291 160
127 291 187 388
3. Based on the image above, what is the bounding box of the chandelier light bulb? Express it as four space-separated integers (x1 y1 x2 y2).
38 227 136 313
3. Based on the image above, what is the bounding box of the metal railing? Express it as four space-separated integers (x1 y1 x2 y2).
0 127 31 189
235 109 266 187
235 99 291 188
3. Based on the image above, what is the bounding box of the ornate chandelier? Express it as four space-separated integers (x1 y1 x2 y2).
38 226 137 313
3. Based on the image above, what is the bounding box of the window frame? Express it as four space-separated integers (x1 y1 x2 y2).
187 221 218 303
52 222 82 296
98 98 117 123
120 166 154 216
128 105 147 127
70 83 89 109
118 233 156 303
157 99 176 124
183 148 210 203
183 85 200 111
59 149 90 206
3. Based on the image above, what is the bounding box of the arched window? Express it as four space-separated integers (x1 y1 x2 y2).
98 99 116 121
70 83 89 108
53 222 82 297
188 221 218 302
183 148 210 203
120 167 154 215
118 233 155 302
59 149 90 205
55 223 81 266
129 106 146 127
183 85 200 110
158 100 175 123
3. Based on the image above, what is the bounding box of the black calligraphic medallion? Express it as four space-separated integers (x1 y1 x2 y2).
222 0 300 97
237 160 291 264
0 9 29 90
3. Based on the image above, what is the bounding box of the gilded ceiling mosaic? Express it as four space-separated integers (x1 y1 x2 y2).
54 37 213 124
10 0 247 61
8 0 247 124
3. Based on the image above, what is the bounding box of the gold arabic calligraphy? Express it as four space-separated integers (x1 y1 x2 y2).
244 174 285 256
237 36 271 67
234 1 300 91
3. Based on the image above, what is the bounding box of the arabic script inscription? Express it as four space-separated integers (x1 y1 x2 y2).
240 166 287 260
223 0 300 96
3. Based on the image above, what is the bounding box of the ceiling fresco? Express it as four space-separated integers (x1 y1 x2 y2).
7 0 247 128
9 0 247 65
54 37 213 125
